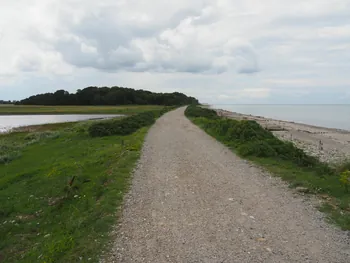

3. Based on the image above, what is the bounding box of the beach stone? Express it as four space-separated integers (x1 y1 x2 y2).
296 187 309 193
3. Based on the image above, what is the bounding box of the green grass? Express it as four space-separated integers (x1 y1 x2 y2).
185 105 350 230
0 105 164 115
0 120 149 262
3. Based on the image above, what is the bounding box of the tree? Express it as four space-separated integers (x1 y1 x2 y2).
18 86 199 106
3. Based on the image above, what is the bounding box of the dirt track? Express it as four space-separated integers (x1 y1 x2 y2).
104 107 349 263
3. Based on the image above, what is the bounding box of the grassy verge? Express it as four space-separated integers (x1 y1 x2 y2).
0 105 164 115
185 105 350 230
0 107 171 262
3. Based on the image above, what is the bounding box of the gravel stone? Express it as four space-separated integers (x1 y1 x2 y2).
103 107 350 263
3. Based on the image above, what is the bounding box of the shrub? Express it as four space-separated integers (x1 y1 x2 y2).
89 108 172 137
226 120 274 142
238 141 277 157
187 105 334 172
185 105 218 119
88 121 115 137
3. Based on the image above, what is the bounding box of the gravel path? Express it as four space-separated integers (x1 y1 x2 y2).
104 107 350 263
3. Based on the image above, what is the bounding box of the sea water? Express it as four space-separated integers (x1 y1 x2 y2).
0 114 122 133
212 104 350 131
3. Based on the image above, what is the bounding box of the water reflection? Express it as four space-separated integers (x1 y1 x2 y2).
0 114 122 133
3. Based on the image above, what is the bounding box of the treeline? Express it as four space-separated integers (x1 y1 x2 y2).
17 86 199 106
0 100 15 104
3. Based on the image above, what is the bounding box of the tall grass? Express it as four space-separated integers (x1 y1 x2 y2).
24 131 60 144
0 131 61 164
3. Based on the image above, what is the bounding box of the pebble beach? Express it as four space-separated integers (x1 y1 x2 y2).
215 109 350 165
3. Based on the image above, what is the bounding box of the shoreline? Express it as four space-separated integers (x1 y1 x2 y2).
0 115 123 134
214 108 350 164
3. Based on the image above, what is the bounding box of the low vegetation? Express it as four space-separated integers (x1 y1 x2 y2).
185 105 350 230
184 105 218 119
0 106 171 262
339 169 350 192
0 105 164 115
89 107 173 137
0 131 60 165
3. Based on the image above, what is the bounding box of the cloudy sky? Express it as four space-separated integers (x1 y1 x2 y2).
0 0 349 103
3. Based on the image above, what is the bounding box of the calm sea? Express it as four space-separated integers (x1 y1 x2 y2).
212 105 350 131
0 114 122 133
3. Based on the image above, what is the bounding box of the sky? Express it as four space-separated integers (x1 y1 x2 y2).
0 0 349 104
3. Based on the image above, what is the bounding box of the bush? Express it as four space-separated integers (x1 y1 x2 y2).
88 121 116 137
238 141 277 157
226 120 274 142
185 105 218 119
89 108 172 137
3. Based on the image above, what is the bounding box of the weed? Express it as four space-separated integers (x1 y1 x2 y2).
319 203 350 230
339 170 350 192
335 161 350 173
25 131 60 143
0 151 21 164
0 141 22 164
0 131 61 165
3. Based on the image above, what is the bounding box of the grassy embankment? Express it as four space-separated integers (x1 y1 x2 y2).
185 105 350 230
0 106 173 263
0 105 163 115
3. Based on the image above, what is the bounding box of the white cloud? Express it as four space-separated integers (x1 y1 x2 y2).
318 25 350 38
0 0 349 103
218 88 271 100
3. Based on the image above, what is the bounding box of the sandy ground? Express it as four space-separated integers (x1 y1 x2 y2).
102 107 349 263
216 109 350 165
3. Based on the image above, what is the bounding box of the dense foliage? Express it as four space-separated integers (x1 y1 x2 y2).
0 100 14 104
17 86 198 106
184 105 218 119
185 105 332 172
89 107 173 137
